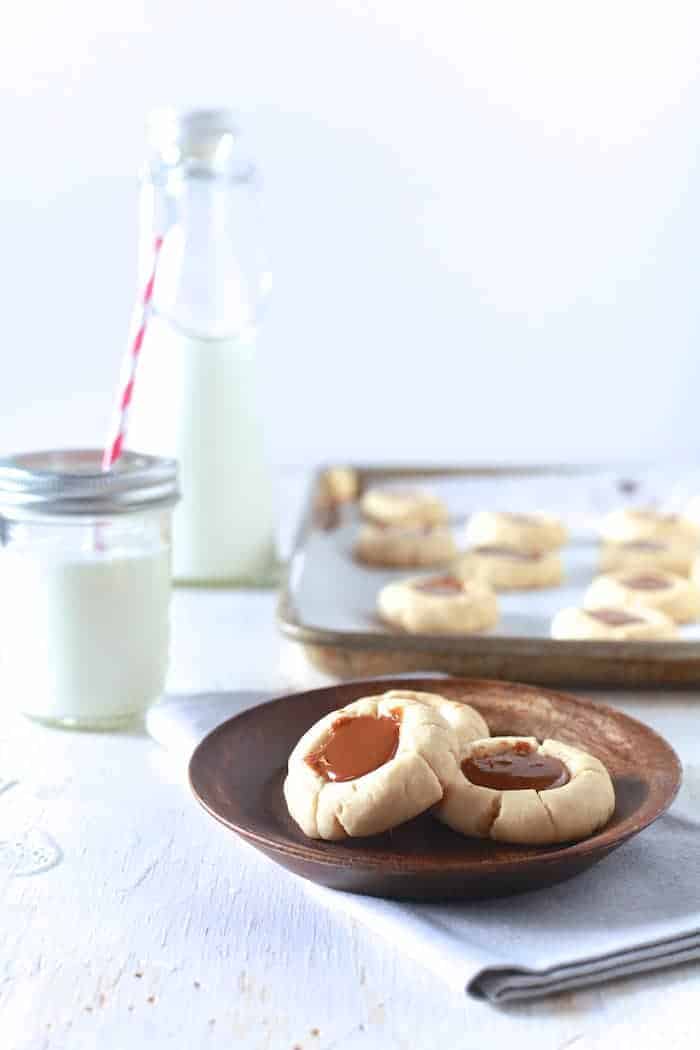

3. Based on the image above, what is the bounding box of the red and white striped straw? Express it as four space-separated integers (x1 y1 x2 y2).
102 235 164 471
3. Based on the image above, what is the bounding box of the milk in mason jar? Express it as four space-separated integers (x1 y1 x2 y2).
0 450 178 729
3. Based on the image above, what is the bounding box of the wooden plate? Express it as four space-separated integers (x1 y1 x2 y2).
189 677 682 900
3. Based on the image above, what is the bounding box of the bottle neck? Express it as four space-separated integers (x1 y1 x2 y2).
142 171 268 341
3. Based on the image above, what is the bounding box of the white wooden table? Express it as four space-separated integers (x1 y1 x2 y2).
3 578 700 1048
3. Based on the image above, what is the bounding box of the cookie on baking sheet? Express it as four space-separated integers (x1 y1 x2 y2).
319 466 358 504
551 605 677 641
377 573 499 635
360 486 449 528
584 570 700 624
599 507 700 546
464 511 567 553
457 545 563 590
283 691 460 840
435 736 615 846
354 522 457 568
599 539 696 577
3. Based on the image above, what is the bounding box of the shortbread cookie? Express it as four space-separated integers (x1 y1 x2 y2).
464 511 567 553
599 539 695 577
435 736 615 845
599 508 700 546
551 605 677 641
457 546 563 590
385 689 490 757
378 574 499 635
354 522 457 568
321 466 358 503
584 570 700 624
360 486 449 528
283 692 460 840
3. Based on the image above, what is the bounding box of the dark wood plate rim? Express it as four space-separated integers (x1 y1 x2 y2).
189 677 682 877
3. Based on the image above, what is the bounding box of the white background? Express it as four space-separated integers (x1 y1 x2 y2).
2 1 700 466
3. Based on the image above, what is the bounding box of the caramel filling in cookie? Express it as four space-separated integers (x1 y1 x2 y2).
623 573 672 591
586 608 646 626
306 715 400 782
474 545 541 561
621 541 665 552
462 743 570 791
373 522 435 535
413 575 463 596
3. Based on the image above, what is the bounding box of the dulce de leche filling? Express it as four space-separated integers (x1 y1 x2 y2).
413 575 463 596
462 741 569 791
373 522 436 536
306 714 400 782
586 608 646 626
623 573 672 591
475 545 541 561
621 540 665 552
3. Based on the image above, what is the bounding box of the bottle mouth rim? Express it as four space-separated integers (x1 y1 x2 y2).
146 107 257 182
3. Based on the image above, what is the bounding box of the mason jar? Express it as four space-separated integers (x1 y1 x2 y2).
0 450 179 729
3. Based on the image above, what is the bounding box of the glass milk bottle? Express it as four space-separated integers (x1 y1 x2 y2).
127 108 276 586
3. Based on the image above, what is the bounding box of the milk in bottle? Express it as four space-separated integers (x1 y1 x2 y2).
127 109 275 585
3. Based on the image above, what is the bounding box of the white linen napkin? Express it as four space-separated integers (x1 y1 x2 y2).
147 690 700 1003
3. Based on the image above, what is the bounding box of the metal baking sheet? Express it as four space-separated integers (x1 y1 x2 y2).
277 465 700 686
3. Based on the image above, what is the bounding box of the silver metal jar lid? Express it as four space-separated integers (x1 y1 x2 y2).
0 450 179 519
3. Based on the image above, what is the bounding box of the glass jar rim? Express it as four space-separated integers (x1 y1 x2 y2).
0 449 179 519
